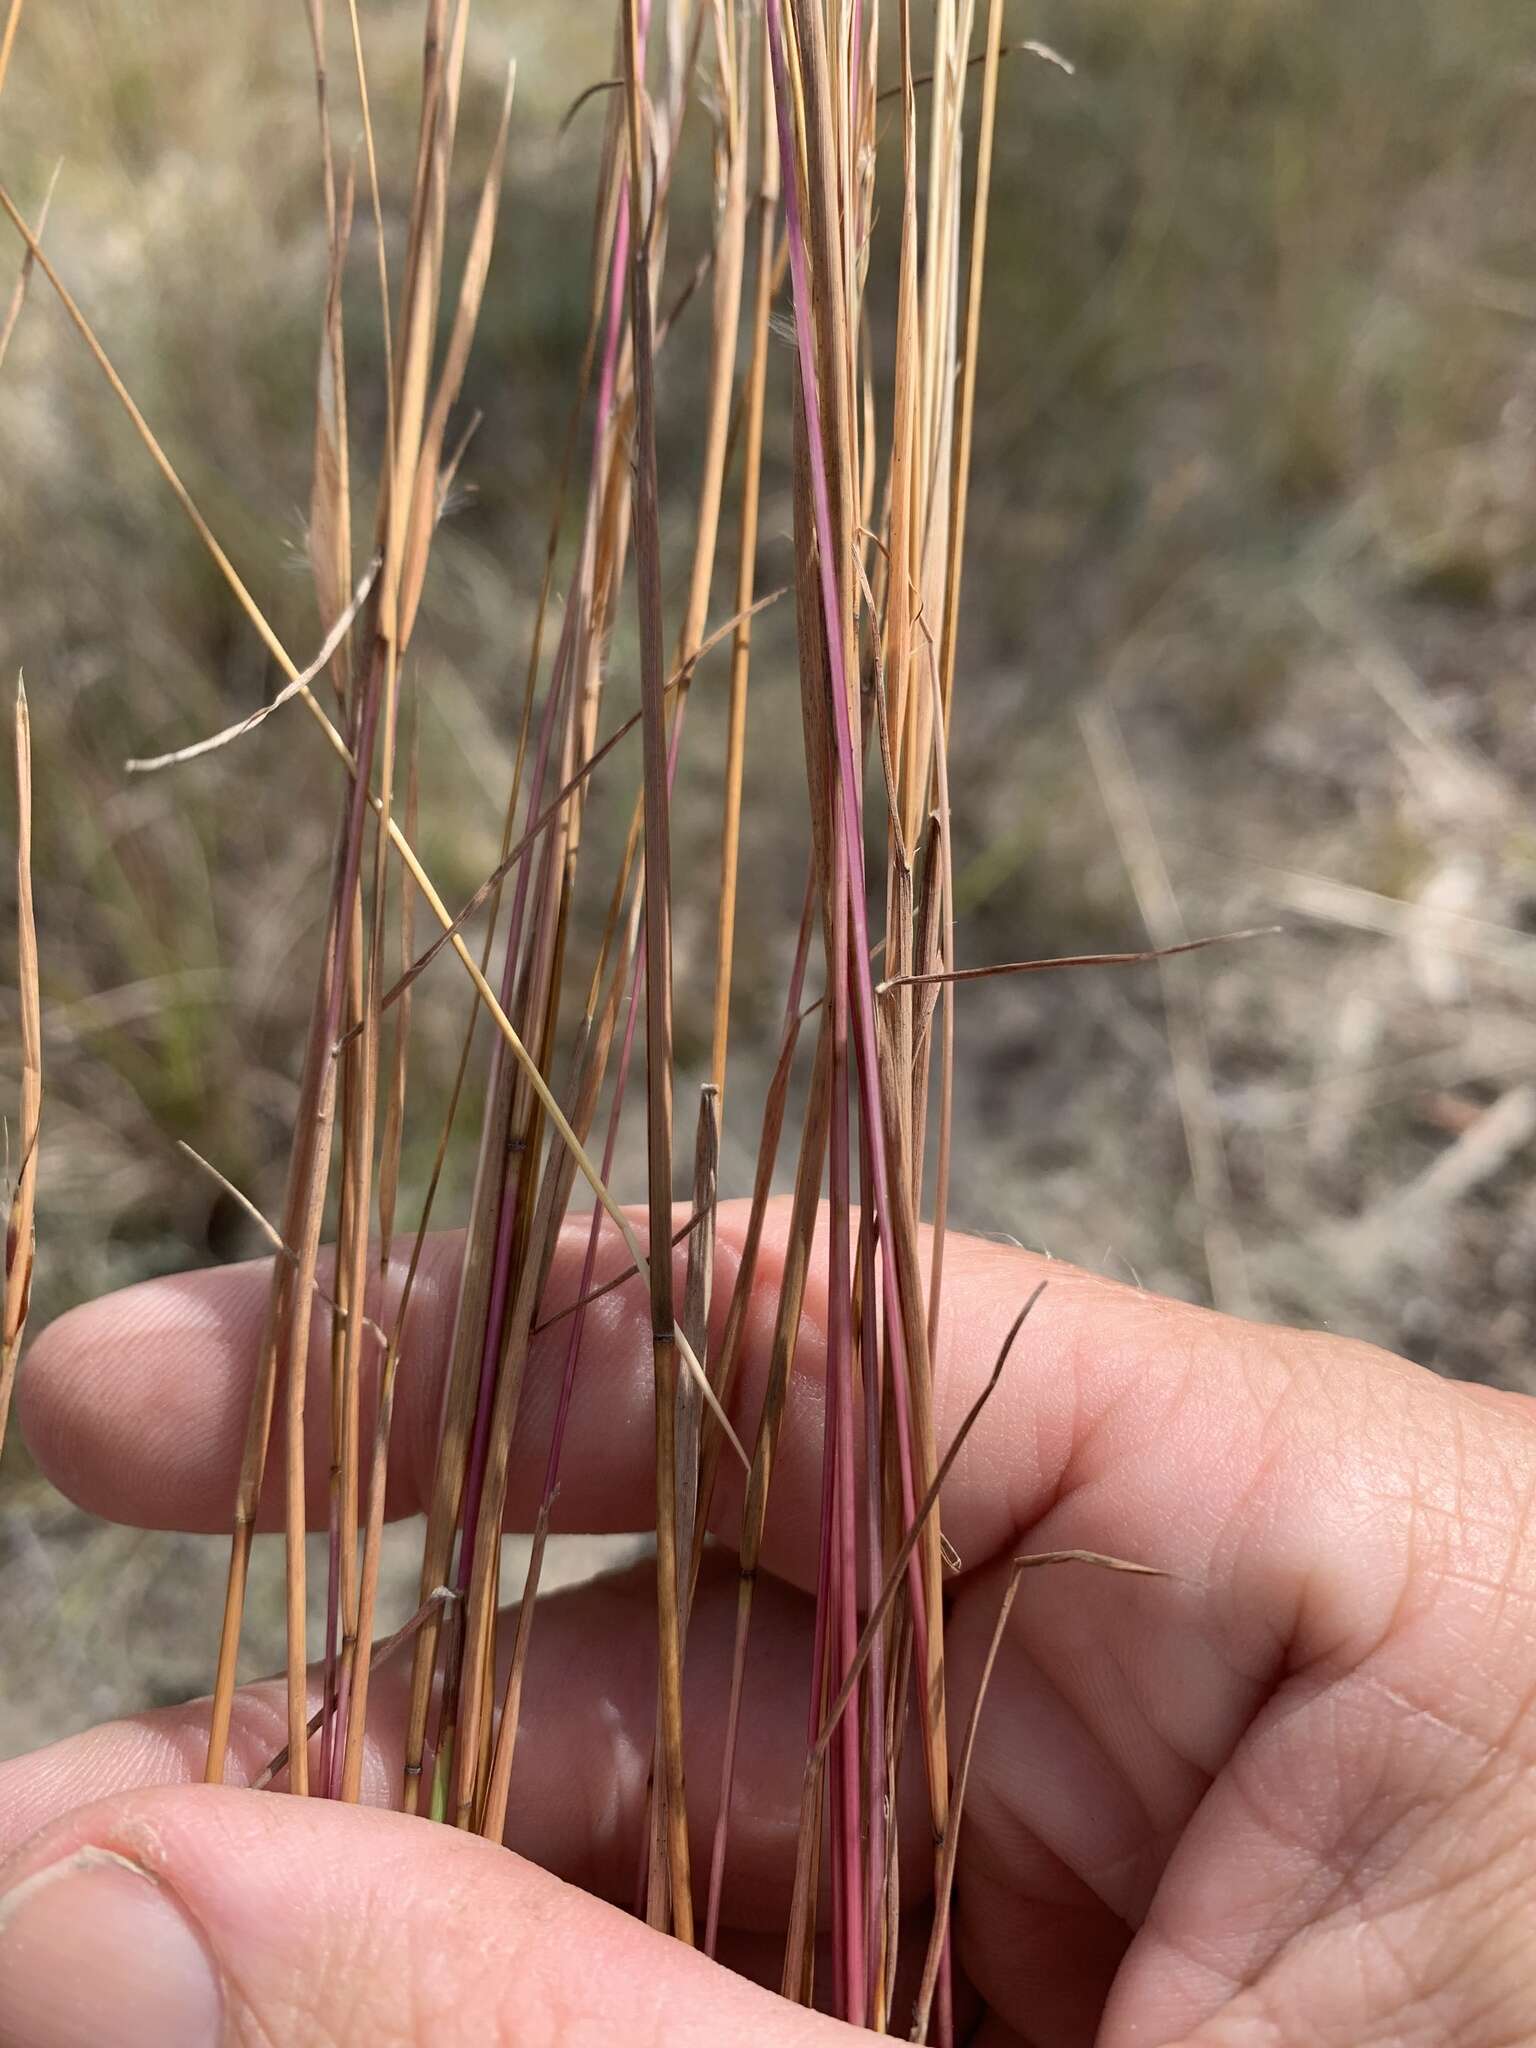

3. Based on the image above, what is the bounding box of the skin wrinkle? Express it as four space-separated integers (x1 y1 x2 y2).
1152 1324 1378 1697
952 1816 1130 2045
1007 1379 1291 1856
1220 1730 1362 1902
1393 1775 1536 1935
1241 1678 1434 1893
952 1582 1160 1928
1357 1471 1536 1558
1457 1416 1536 1666
1273 1384 1526 1695
951 1528 1196 1882
1429 1873 1536 2048
1398 1848 1536 2022
1142 1627 1536 2043
1354 1734 1519 1914
1306 1873 1426 2039
1209 1452 1305 1690
1047 1319 1205 1530
1258 1800 1432 2015
1059 1647 1182 1916
966 1260 1115 1569
1356 1662 1507 1785
1488 1657 1536 1775
1350 1427 1536 1765
336 1835 485 2045
1250 1356 1416 1681
1212 1814 1536 2048
958 1324 1282 1893
1091 1625 1217 1865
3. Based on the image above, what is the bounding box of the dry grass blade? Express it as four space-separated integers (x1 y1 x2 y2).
302 0 339 239
396 58 517 651
360 588 783 1028
530 1209 701 1333
908 1550 1168 2042
690 871 816 1545
125 559 381 772
672 28 745 684
251 1586 457 1792
338 1158 443 1803
879 926 1282 993
0 0 23 102
309 163 355 704
377 715 419 1267
559 74 624 135
782 1279 1046 2003
706 1016 831 1957
674 1085 719 1592
710 20 778 1099
1081 698 1256 1316
281 1049 341 1796
774 0 953 1888
920 654 958 1371
0 159 58 376
343 0 396 424
936 0 1005 726
875 37 1075 106
173 1141 386 1349
1 677 40 1460
623 0 692 1940
203 990 330 1784
0 181 711 1365
811 1282 1047 1773
386 930 520 1815
478 892 654 1841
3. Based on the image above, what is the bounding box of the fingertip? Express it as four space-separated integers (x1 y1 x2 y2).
17 1233 468 1535
19 1265 263 1530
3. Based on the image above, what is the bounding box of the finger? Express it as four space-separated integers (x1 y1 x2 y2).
0 1554 924 1934
0 1784 853 2048
13 1195 1270 1573
24 1192 1516 1660
18 1209 756 1536
19 1227 469 1533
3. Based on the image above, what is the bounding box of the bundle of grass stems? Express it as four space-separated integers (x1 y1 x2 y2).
0 0 1198 2037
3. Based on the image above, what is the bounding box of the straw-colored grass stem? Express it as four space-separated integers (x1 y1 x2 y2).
0 678 40 1461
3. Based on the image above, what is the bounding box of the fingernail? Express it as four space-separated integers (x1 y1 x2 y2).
0 1848 222 2048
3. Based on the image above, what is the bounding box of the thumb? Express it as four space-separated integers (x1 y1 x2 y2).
0 1785 853 2047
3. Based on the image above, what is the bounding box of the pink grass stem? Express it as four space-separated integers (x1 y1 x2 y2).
857 1187 887 2007
826 815 866 2022
764 0 940 1880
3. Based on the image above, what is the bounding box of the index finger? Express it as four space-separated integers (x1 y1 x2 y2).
18 1200 1051 1580
16 1198 1466 1613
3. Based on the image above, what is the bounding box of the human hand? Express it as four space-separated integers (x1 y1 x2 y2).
3 1203 1535 2047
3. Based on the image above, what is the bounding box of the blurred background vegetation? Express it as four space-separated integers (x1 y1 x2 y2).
4 0 1536 1746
